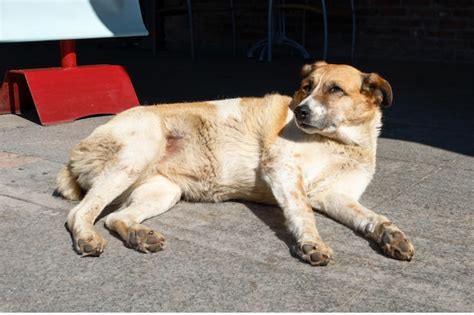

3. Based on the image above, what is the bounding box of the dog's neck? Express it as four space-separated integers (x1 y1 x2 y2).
333 110 382 149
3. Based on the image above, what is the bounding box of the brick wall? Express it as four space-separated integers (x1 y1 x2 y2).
356 0 474 62
155 0 474 63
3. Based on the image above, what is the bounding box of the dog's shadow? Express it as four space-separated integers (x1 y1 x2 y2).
57 186 386 259
242 201 387 259
241 201 299 258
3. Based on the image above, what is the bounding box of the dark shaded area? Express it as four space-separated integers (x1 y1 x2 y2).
1 40 473 156
243 201 294 249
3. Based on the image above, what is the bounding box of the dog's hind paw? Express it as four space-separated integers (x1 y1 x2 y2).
77 233 107 257
295 240 333 266
126 224 166 253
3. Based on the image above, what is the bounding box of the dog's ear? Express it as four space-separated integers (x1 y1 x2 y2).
301 60 327 78
361 73 393 107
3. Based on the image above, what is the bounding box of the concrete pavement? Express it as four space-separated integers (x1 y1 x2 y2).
0 49 473 311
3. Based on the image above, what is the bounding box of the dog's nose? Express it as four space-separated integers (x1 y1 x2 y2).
295 105 310 120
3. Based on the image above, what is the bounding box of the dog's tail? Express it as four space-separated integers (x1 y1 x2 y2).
56 165 83 201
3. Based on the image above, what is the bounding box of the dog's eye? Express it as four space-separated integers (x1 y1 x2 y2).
329 85 343 94
302 84 312 93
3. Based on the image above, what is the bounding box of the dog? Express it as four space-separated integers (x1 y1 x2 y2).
57 61 415 266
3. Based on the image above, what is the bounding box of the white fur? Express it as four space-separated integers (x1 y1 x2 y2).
300 94 326 118
106 175 181 227
209 98 242 121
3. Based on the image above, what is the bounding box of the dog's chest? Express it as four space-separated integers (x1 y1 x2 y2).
291 140 375 193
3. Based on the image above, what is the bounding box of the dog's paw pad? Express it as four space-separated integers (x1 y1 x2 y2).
77 233 106 257
296 241 333 266
127 224 166 253
379 224 415 261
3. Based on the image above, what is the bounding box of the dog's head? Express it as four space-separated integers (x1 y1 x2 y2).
290 61 392 137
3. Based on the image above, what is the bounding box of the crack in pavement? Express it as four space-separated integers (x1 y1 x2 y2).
0 193 66 213
374 159 456 208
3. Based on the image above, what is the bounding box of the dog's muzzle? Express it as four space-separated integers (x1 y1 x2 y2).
294 104 321 129
294 103 334 131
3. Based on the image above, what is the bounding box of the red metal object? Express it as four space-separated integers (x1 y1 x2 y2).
0 40 139 125
60 40 77 68
0 71 28 115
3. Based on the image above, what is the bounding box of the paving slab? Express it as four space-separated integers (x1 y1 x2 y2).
361 155 438 208
378 128 474 165
449 155 474 172
0 115 111 164
0 156 67 209
0 114 35 131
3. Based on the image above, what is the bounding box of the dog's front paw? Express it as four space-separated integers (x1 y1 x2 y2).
295 240 333 266
377 222 415 261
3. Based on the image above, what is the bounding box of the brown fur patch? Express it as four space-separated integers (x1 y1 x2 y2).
268 103 288 144
240 94 291 146
360 74 392 108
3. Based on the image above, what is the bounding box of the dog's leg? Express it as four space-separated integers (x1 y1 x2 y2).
262 158 333 266
311 193 415 261
66 166 146 257
66 120 165 257
105 175 181 253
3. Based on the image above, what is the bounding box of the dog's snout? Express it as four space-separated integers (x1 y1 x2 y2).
295 105 310 121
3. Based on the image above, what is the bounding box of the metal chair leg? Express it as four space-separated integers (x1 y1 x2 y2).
321 0 328 60
151 0 157 56
267 0 273 62
350 0 356 61
230 0 237 57
301 0 309 47
186 0 195 60
250 0 326 62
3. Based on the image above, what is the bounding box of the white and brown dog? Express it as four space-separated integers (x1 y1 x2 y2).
57 61 415 266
